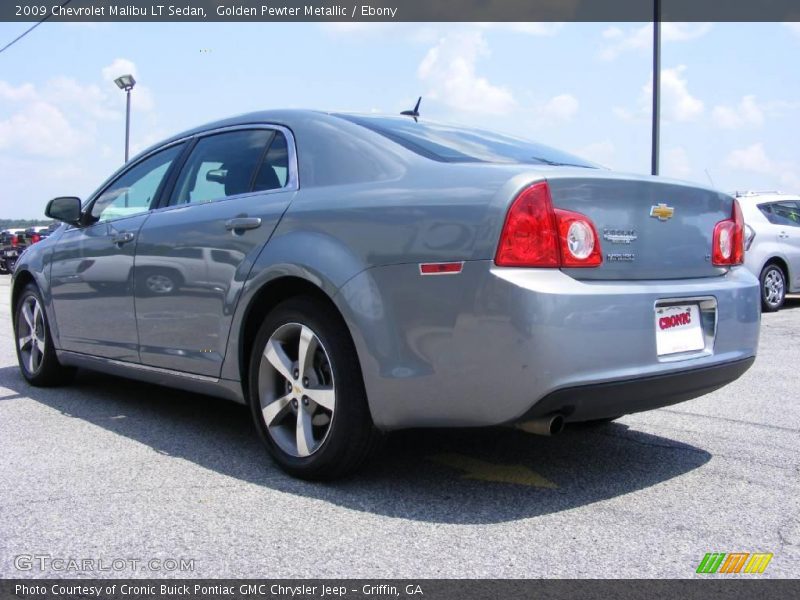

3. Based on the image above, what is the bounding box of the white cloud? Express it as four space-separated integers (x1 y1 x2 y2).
664 146 692 179
576 140 614 167
600 23 712 61
418 32 516 114
539 93 579 121
725 143 800 191
618 65 703 123
0 100 89 157
0 58 154 160
712 95 764 129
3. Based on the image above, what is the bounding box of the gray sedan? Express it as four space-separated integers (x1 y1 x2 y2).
11 111 760 479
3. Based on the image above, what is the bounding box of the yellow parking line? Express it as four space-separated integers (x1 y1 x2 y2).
428 453 558 488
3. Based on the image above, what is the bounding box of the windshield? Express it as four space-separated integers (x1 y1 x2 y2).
336 114 596 168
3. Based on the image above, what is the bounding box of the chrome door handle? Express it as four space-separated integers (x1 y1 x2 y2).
111 232 135 245
225 217 262 232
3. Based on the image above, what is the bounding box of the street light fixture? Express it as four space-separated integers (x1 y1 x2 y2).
114 74 136 162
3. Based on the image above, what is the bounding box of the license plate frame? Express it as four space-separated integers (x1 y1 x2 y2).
655 303 705 356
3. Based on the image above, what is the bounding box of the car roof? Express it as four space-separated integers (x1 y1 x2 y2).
733 191 800 203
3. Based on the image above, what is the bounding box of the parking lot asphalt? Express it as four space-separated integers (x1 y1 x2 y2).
0 275 798 579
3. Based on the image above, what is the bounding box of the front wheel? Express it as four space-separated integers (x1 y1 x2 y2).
760 264 786 312
14 283 75 386
249 297 380 480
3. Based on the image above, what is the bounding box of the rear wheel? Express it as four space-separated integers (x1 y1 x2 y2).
760 264 786 312
14 283 75 386
249 297 380 480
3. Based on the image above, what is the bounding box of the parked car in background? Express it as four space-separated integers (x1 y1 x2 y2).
736 191 800 311
0 229 27 274
11 110 761 479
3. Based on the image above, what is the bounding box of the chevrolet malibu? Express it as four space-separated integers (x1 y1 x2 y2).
11 110 760 479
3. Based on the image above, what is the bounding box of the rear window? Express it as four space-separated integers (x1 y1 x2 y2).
336 115 596 168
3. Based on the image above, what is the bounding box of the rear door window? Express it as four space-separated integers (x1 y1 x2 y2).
169 130 273 206
761 202 800 227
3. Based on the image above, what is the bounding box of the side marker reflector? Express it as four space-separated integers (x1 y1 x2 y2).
419 262 463 275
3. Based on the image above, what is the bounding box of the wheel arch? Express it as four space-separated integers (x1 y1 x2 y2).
762 256 790 281
234 275 359 403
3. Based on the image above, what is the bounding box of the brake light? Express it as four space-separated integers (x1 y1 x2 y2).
712 199 744 266
495 181 602 268
10 235 18 247
30 233 41 244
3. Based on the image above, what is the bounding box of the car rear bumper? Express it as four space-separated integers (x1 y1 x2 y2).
517 356 755 423
337 261 761 429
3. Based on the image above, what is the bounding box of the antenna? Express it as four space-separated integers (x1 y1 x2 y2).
704 169 715 188
400 97 422 122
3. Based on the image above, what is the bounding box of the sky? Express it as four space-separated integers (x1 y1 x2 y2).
0 21 799 219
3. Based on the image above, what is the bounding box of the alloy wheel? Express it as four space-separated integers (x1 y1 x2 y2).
763 268 785 308
18 295 46 375
258 323 336 458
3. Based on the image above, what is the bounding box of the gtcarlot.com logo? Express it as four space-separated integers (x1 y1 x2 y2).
696 552 773 574
14 554 195 573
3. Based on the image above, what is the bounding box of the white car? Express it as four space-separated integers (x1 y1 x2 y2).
736 191 800 310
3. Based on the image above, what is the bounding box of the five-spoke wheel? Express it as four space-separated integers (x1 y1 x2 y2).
249 297 379 480
259 323 336 458
14 283 74 386
17 295 46 376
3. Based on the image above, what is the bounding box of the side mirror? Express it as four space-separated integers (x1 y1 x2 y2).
45 196 82 225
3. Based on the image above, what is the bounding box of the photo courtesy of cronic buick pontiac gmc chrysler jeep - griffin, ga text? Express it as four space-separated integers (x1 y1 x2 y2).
11 111 761 479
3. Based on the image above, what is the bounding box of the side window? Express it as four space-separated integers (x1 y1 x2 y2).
253 132 289 191
770 202 800 227
91 144 183 223
170 130 271 206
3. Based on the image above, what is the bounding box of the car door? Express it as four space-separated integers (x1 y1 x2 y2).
769 201 800 289
49 143 186 360
134 126 297 377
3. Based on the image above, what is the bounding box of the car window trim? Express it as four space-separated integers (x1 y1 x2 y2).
153 124 298 211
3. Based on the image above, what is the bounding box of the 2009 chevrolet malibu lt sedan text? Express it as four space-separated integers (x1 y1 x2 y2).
11 110 760 479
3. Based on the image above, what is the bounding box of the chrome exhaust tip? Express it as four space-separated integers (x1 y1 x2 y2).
517 414 565 436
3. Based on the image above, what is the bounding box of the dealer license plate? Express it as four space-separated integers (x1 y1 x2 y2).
655 304 705 356
3 250 17 257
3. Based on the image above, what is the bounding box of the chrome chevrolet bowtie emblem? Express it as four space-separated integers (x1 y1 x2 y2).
650 203 675 221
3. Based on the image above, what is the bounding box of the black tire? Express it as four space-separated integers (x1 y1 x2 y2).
14 283 76 386
248 296 381 480
760 263 786 312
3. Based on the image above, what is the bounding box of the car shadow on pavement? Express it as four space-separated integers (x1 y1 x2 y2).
0 365 711 525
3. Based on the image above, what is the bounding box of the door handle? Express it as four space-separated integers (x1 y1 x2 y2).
111 232 135 245
225 217 262 232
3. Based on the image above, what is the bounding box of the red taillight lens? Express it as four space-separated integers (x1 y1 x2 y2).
495 181 602 268
31 233 41 244
712 199 744 266
10 235 18 247
554 208 603 267
495 182 560 267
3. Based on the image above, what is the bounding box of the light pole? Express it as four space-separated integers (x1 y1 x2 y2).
651 0 661 176
113 74 136 163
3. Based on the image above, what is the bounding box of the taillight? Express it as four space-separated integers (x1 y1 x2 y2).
10 235 18 247
554 208 603 267
712 199 744 266
495 181 602 268
30 233 41 244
